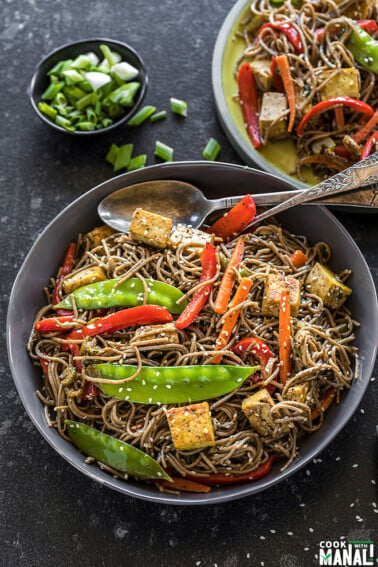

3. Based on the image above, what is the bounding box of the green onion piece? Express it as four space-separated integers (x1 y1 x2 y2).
127 105 156 126
47 61 66 76
105 144 119 166
127 154 147 171
102 117 113 128
114 144 133 172
77 121 96 131
75 92 98 110
170 97 187 117
71 54 93 70
202 137 221 161
38 102 58 120
54 92 68 106
86 107 97 124
42 82 64 101
150 110 167 123
100 44 120 67
105 82 140 107
62 69 84 84
55 115 74 131
154 140 174 162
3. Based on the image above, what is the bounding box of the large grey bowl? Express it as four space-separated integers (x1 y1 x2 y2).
7 162 378 505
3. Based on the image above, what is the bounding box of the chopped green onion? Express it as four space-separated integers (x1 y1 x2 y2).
127 105 156 126
150 110 167 123
202 137 221 161
55 115 74 131
62 69 84 84
77 121 96 131
101 117 113 128
170 97 187 117
75 92 98 110
105 83 140 107
114 144 133 172
105 144 119 166
111 61 139 81
154 140 174 162
38 102 58 120
127 154 147 171
42 82 64 100
100 44 121 67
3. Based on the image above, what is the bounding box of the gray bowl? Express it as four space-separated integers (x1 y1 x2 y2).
7 162 378 505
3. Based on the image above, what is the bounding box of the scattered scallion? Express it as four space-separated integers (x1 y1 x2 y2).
127 154 147 171
114 144 133 172
105 144 119 166
127 105 156 127
150 110 167 123
170 97 187 117
202 137 221 161
154 140 174 162
38 102 58 120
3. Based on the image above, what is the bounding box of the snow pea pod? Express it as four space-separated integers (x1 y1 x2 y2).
347 25 378 75
65 420 172 481
55 277 187 314
88 364 258 404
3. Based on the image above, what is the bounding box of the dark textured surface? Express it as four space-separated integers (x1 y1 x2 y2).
1 1 377 566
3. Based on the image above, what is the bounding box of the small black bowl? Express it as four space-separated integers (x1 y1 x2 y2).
28 38 148 136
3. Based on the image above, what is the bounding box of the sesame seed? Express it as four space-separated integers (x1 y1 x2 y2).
260 535 265 540
309 528 314 532
352 463 358 468
287 532 293 536
166 384 172 389
270 529 276 533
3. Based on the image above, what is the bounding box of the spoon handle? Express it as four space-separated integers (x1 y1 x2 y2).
247 152 378 227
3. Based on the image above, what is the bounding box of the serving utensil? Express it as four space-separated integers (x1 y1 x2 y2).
98 154 378 232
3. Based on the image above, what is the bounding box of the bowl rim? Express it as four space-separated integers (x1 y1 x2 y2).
211 0 308 189
28 37 148 136
6 161 378 505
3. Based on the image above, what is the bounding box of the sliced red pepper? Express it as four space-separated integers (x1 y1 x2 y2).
207 195 256 242
34 315 76 333
334 144 353 160
299 155 352 172
257 22 304 53
70 343 83 373
186 455 274 486
39 356 50 376
361 131 378 159
52 242 76 316
270 57 284 93
82 381 99 401
175 243 217 330
237 63 262 149
353 110 378 144
297 97 374 137
315 19 377 41
232 337 275 381
290 249 308 268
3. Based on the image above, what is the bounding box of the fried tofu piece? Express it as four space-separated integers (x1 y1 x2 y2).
259 92 288 140
63 266 107 294
129 208 172 248
286 384 309 404
169 225 212 252
166 402 215 451
333 0 374 19
318 68 360 101
130 324 179 346
250 59 273 92
242 389 289 437
261 273 301 317
305 262 352 309
85 225 114 248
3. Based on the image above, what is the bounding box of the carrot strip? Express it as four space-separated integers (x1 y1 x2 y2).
311 388 336 420
290 249 308 268
212 277 253 364
299 155 351 172
214 237 244 314
279 289 291 384
161 477 211 493
353 109 378 144
275 54 296 133
335 107 345 129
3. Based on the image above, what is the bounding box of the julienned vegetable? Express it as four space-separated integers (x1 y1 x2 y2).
361 131 378 159
186 455 275 486
55 277 188 314
232 337 275 381
257 22 303 53
66 420 172 481
88 364 258 403
38 44 141 132
52 241 76 316
347 24 378 75
275 55 296 132
279 289 291 384
34 315 76 332
237 63 261 149
207 194 256 241
214 237 244 314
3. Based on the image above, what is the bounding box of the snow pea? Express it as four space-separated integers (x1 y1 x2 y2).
66 420 172 481
55 277 187 314
88 364 258 404
347 25 378 75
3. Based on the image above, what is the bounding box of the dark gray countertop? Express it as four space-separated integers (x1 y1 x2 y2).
1 1 377 566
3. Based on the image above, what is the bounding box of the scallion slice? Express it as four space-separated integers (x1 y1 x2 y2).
150 110 167 123
114 144 133 172
127 154 147 171
202 138 221 161
170 97 187 117
154 140 174 162
38 102 58 120
127 105 156 126
42 82 64 100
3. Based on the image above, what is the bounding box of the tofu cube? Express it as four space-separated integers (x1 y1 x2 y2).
333 0 373 18
130 324 179 347
63 266 107 294
305 262 352 309
286 384 309 404
242 389 288 437
318 68 360 101
85 225 114 248
166 402 215 451
250 59 273 92
259 92 288 140
261 273 301 317
169 225 212 253
129 208 172 248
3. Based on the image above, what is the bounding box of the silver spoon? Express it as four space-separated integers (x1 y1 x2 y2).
98 153 378 232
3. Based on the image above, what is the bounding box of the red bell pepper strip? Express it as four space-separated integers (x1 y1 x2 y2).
334 144 353 160
34 315 76 333
39 356 50 376
52 242 76 316
186 455 274 486
299 155 351 172
275 55 296 132
214 237 244 314
270 57 284 93
311 388 336 420
353 110 378 144
290 249 308 268
70 343 83 373
361 131 378 159
257 22 304 53
279 289 291 384
175 243 217 330
159 477 211 493
82 381 99 401
315 19 378 41
334 107 345 129
232 337 275 381
207 195 256 242
237 63 262 149
297 97 374 137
